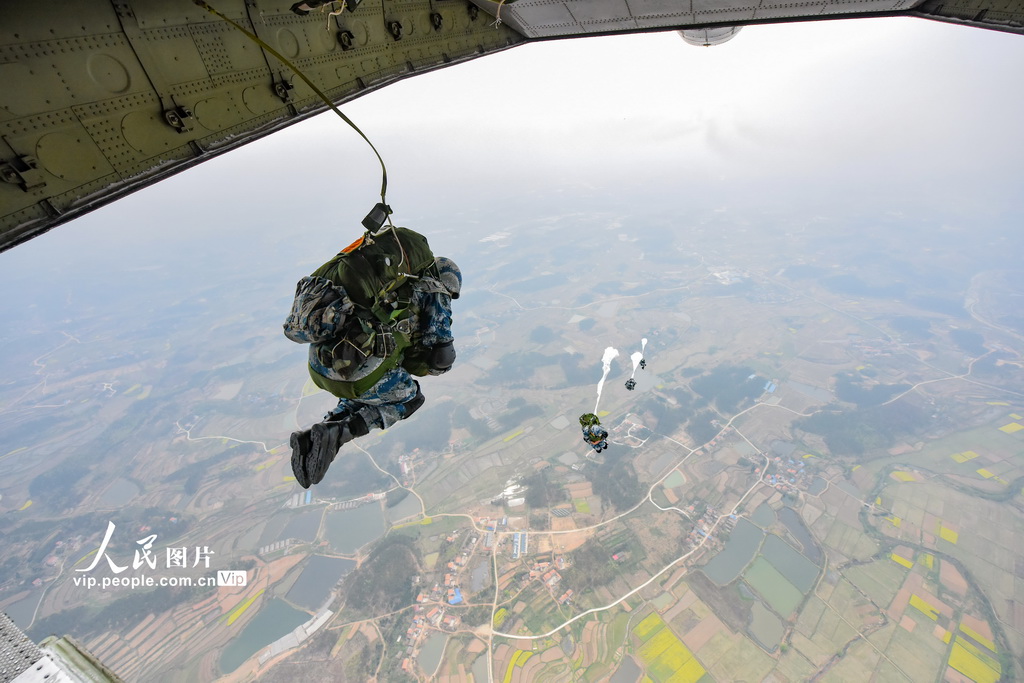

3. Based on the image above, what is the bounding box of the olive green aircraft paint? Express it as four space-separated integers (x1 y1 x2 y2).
0 0 523 251
0 0 1021 252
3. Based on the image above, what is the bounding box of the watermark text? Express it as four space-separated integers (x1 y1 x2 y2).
73 572 247 590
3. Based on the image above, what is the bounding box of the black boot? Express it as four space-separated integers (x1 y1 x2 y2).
290 429 313 489
307 415 369 486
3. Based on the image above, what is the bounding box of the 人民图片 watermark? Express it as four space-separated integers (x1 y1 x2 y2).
72 521 247 590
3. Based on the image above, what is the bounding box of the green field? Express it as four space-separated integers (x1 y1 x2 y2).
899 417 1024 486
844 559 906 607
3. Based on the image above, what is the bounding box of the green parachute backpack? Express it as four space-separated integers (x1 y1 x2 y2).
311 227 435 315
307 227 437 398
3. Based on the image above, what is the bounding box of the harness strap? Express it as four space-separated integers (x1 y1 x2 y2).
309 329 410 398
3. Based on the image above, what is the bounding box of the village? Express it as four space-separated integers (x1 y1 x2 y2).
396 514 579 675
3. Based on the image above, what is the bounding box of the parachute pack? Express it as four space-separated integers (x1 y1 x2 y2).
311 227 436 317
284 227 440 398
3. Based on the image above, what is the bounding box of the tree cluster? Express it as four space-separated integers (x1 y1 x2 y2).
689 364 764 414
343 536 419 614
584 449 643 512
795 401 927 458
564 538 620 594
834 373 910 408
523 470 563 509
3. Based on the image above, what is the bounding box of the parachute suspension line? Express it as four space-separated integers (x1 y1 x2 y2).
374 224 408 270
392 227 408 269
191 0 389 208
490 0 510 27
328 3 346 15
325 0 347 23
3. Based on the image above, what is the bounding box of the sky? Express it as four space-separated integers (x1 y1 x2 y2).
6 15 1022 274
278 16 1024 229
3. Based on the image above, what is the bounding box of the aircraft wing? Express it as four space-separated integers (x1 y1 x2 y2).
0 0 1020 252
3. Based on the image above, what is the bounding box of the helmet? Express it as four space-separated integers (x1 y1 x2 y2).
434 257 462 299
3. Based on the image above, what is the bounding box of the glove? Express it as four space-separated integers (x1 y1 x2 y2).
428 341 456 373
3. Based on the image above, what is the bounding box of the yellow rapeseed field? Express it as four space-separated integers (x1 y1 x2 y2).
909 594 939 620
891 553 913 569
948 639 1000 683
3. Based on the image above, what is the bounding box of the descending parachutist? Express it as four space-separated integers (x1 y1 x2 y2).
579 413 609 452
628 337 649 383
625 378 636 391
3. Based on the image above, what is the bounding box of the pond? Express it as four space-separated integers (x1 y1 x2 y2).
779 506 823 565
761 535 820 592
257 509 320 548
609 655 642 683
662 470 686 488
279 509 323 543
285 555 356 610
324 503 386 554
648 452 675 478
806 476 828 495
219 598 309 674
418 631 448 676
748 600 784 651
700 518 763 586
256 514 290 547
471 654 489 682
750 502 776 527
388 492 422 524
744 558 804 616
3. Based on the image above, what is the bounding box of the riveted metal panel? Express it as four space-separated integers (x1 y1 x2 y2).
241 84 279 115
693 6 759 20
0 62 67 117
1 109 82 141
0 1 122 44
914 0 1024 27
76 102 149 175
134 25 211 84
628 0 695 17
191 21 266 75
0 34 151 114
819 0 904 12
754 2 830 19
567 0 637 20
703 0 765 10
127 0 215 28
509 2 580 27
634 12 697 25
46 172 125 214
36 130 114 183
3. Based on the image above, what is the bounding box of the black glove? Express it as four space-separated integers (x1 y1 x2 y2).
428 341 456 372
